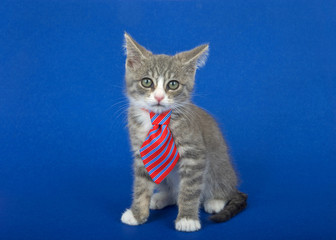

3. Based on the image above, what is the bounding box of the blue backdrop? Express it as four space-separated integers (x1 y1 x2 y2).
1 0 335 239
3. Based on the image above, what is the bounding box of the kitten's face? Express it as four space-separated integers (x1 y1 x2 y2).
126 55 194 113
124 33 208 114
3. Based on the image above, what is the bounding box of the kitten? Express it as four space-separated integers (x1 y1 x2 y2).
120 33 247 232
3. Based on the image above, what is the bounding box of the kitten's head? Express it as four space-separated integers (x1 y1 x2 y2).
124 32 208 114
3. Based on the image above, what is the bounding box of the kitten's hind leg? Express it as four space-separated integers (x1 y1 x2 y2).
150 182 176 210
150 192 175 210
203 199 226 214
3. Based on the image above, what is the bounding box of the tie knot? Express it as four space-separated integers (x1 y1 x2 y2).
149 110 172 125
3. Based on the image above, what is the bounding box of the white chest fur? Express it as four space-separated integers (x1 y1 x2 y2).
132 108 152 138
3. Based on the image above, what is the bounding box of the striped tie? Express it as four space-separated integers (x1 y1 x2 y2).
140 110 180 184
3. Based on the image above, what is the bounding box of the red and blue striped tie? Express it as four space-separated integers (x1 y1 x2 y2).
140 110 180 184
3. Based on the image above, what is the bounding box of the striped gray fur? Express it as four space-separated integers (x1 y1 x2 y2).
121 33 247 231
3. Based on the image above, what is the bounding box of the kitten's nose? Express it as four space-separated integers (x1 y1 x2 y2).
154 95 164 103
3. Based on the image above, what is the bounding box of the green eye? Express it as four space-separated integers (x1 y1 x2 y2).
168 80 179 90
141 78 153 88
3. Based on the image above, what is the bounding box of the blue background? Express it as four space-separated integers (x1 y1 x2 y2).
1 0 335 239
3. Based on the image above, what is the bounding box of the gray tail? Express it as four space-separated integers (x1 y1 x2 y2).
210 191 248 223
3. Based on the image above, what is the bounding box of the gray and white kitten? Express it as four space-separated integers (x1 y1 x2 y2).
121 33 247 232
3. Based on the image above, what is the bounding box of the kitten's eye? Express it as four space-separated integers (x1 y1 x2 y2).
167 80 179 90
141 78 153 88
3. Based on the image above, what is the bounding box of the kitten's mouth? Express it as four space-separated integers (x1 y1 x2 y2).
152 103 164 107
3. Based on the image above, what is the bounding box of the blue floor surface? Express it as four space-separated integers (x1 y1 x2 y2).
0 1 335 239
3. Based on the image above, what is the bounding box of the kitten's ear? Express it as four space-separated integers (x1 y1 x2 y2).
175 44 209 69
124 32 152 70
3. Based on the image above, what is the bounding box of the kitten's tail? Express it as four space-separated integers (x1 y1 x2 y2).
210 191 248 223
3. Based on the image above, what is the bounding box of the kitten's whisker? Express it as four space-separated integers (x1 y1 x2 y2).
109 105 129 129
108 84 125 90
105 100 129 114
174 102 203 124
114 105 129 119
173 104 194 125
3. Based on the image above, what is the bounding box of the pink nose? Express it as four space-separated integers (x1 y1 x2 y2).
155 95 164 103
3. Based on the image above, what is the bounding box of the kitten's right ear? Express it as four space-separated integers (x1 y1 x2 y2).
124 32 152 70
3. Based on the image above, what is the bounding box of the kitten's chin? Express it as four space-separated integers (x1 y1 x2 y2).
128 98 170 114
147 105 170 114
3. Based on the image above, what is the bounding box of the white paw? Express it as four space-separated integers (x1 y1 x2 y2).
204 199 226 214
121 209 139 225
175 218 201 232
150 193 174 210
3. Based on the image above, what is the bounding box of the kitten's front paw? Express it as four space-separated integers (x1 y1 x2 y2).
121 209 139 226
175 218 201 232
150 193 174 210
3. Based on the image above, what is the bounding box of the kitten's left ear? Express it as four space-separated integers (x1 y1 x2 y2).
175 44 209 69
